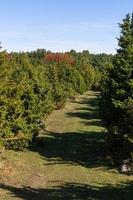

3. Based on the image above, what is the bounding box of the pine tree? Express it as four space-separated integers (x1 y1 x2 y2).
100 13 133 160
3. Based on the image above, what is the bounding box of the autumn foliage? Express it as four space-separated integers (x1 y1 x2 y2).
44 53 75 65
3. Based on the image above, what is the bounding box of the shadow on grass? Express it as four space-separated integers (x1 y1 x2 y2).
66 111 99 120
1 181 133 200
66 94 102 127
82 120 102 127
30 130 107 168
75 94 99 106
29 92 111 169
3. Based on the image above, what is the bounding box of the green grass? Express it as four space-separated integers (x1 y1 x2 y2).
0 91 133 200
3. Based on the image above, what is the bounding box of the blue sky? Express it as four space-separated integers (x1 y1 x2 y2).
0 0 132 53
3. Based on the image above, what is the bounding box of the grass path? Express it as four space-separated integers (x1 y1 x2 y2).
0 91 133 200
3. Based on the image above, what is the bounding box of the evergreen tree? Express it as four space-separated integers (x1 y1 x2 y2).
0 47 98 149
0 53 52 149
100 13 133 159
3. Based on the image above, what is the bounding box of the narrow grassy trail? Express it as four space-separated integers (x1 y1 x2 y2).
0 91 133 200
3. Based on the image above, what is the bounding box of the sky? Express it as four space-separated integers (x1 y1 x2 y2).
0 0 133 54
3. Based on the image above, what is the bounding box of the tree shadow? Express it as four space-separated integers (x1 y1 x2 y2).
1 181 133 200
29 92 111 169
30 130 109 168
66 111 98 120
66 95 101 123
82 120 103 127
76 106 97 112
75 95 99 106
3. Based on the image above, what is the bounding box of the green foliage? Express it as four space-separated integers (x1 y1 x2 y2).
100 13 133 160
0 47 105 150
0 53 52 149
69 69 86 94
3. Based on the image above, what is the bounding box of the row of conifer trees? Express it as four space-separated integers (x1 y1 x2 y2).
0 48 104 149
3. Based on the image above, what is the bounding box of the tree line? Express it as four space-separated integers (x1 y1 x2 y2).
0 47 112 149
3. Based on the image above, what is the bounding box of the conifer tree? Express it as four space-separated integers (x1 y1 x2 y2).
101 13 133 159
